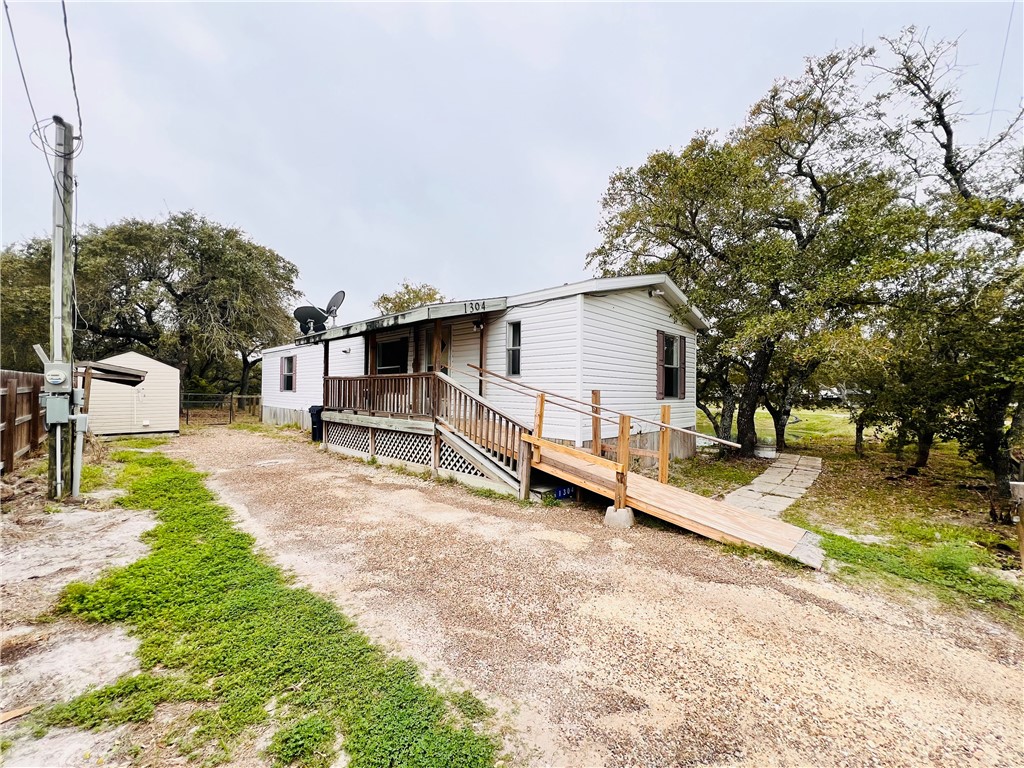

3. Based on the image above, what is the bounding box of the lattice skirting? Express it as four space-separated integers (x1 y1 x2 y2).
439 443 485 478
326 422 370 453
376 430 432 466
326 421 496 485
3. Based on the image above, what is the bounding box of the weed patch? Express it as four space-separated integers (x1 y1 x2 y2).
50 449 499 767
111 436 169 449
466 486 530 508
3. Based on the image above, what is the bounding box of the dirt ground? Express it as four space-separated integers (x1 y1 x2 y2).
1 472 155 767
160 428 1022 768
2 430 1022 768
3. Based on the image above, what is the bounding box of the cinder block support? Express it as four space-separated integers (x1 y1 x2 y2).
604 506 635 529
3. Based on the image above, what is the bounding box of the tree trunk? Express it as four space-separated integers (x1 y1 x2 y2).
774 409 790 451
717 392 737 458
977 387 1016 498
855 420 865 458
735 343 774 457
914 428 934 468
238 355 253 396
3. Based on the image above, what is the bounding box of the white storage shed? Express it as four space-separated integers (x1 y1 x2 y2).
87 351 180 436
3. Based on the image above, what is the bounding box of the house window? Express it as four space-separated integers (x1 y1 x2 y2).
506 322 521 376
280 355 296 392
657 331 685 400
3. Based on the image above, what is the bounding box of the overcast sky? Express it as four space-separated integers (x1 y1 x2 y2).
3 2 1021 322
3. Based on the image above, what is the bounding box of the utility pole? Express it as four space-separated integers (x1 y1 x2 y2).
45 116 75 499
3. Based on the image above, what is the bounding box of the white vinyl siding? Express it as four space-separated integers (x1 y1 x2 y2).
482 296 580 442
261 337 366 426
87 351 180 435
581 289 697 440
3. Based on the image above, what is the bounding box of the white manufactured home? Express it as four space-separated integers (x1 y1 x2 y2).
86 351 180 436
263 273 704 457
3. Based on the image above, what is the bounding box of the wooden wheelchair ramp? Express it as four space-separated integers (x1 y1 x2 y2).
529 443 825 569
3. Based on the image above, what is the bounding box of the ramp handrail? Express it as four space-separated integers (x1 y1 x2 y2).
467 364 740 449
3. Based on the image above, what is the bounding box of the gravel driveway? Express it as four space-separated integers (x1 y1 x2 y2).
170 428 1023 768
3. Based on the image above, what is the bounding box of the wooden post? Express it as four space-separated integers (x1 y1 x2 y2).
229 394 235 424
432 427 440 477
30 379 42 450
432 320 442 373
614 414 630 509
659 404 671 484
518 437 532 501
3 382 16 474
82 369 93 415
323 338 330 411
368 427 376 459
591 390 601 457
478 316 487 397
368 332 377 375
533 393 545 464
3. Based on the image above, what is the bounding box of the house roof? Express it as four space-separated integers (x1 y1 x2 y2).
506 274 708 330
292 273 706 346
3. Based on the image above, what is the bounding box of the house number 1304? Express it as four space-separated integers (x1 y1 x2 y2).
464 301 486 312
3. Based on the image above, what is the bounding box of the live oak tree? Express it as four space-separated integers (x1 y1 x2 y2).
871 29 1024 494
1 212 298 395
372 279 447 315
589 48 913 456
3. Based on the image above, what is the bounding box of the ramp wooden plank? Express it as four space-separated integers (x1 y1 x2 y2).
535 450 824 569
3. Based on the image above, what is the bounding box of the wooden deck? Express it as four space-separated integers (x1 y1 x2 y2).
535 450 825 569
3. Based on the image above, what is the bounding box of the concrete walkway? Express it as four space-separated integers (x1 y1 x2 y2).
723 453 822 518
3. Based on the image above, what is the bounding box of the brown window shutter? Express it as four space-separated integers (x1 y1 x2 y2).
679 336 686 398
656 330 665 400
292 355 297 392
280 356 285 391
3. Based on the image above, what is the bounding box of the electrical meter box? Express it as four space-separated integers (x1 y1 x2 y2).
43 362 73 393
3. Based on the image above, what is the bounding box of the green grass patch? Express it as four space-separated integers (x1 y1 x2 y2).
49 449 499 767
667 453 767 497
811 529 1021 609
696 407 858 445
782 442 1023 620
111 436 169 449
78 463 106 494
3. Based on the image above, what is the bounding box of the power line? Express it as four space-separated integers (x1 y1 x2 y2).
986 0 1017 140
60 0 83 139
2 0 70 214
3 1 43 141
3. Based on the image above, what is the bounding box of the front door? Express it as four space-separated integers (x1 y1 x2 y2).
376 338 409 374
425 327 451 375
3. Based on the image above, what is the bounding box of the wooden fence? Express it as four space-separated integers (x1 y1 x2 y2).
0 370 46 475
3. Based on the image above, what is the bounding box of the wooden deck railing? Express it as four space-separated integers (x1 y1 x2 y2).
323 371 530 476
324 373 434 417
434 373 530 475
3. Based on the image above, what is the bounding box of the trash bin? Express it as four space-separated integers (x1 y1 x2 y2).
309 405 324 443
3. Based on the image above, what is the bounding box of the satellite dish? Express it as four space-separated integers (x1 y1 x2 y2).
294 305 328 335
294 289 346 334
325 290 346 318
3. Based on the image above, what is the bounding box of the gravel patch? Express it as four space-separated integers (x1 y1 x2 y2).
169 428 1024 768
